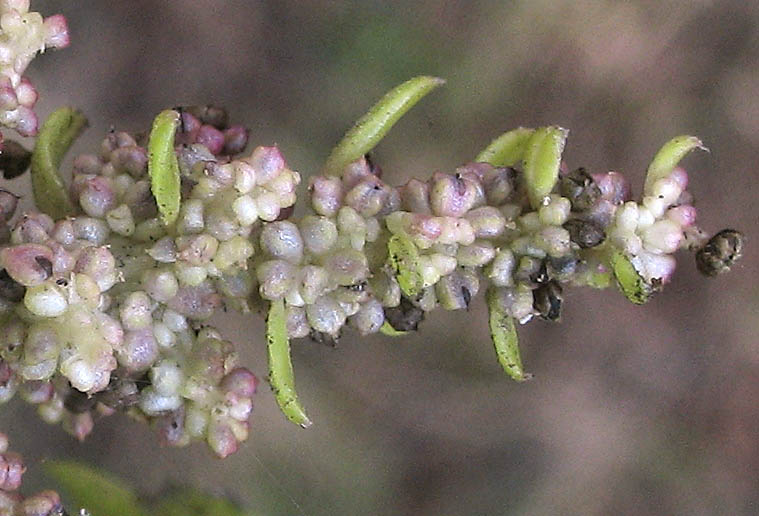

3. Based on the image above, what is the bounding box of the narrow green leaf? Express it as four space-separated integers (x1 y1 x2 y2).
609 249 652 305
267 298 312 428
475 127 534 166
387 233 423 298
45 461 148 516
487 288 527 381
148 109 181 226
322 75 445 176
379 320 408 337
644 135 705 193
152 489 246 516
30 107 87 219
522 126 568 209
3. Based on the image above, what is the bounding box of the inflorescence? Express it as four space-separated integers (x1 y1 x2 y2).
0 3 744 472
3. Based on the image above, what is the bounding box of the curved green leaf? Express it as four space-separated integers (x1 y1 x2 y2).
522 126 568 209
610 249 652 305
148 109 181 226
487 288 527 381
475 127 534 166
153 489 246 516
644 135 705 194
322 75 445 176
45 461 148 516
30 107 87 219
387 233 423 298
267 298 312 428
379 320 408 337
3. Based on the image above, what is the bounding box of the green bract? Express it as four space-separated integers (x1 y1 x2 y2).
30 107 87 219
267 298 312 428
476 127 534 167
522 126 568 209
322 75 444 176
148 109 182 226
487 288 527 382
644 135 705 193
387 232 424 298
379 320 409 337
610 249 653 305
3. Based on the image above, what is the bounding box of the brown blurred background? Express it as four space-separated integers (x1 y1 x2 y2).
5 0 757 514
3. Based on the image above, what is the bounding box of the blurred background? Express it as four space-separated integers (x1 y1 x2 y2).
4 0 757 514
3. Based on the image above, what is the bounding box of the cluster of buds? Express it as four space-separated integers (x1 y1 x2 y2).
0 0 68 140
0 432 66 516
0 108 286 457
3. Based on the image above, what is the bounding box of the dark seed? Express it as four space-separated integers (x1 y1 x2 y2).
384 297 425 332
560 167 601 211
696 229 744 277
0 140 32 179
64 388 96 414
533 280 563 321
34 256 53 279
563 218 606 248
309 330 338 347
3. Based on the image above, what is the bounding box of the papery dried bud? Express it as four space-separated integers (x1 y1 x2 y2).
560 167 601 211
563 218 605 248
384 297 424 332
696 229 744 277
0 244 53 286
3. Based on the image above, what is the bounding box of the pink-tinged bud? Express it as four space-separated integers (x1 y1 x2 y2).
110 145 148 178
399 178 431 214
17 490 65 515
156 408 190 448
309 175 343 217
666 205 697 228
74 246 117 291
15 77 37 108
119 328 159 372
13 212 53 243
0 188 19 220
197 124 225 155
79 176 117 217
220 367 258 398
406 213 443 243
223 125 249 155
247 146 285 184
64 411 94 442
167 281 221 319
0 451 24 491
342 156 373 189
344 176 392 217
207 419 238 458
429 172 479 217
19 381 55 404
43 14 70 49
0 244 53 286
72 154 102 176
592 171 630 204
668 167 689 191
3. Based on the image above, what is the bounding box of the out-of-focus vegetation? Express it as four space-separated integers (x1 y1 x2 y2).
6 0 756 514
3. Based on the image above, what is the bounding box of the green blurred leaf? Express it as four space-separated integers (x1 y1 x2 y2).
379 320 408 337
45 461 148 516
475 127 534 166
152 489 246 516
267 298 312 428
322 75 444 176
148 109 181 226
487 288 527 381
610 249 652 305
387 233 423 298
644 135 705 193
522 126 568 209
30 107 87 219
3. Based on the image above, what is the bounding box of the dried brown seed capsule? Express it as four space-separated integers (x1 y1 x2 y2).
0 140 32 179
384 297 425 332
563 218 606 248
695 229 744 276
560 167 601 211
533 280 563 321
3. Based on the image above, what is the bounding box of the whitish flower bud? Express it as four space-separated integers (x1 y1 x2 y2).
119 291 153 331
72 216 110 245
177 198 205 234
260 221 303 263
232 194 258 225
535 226 571 257
256 259 297 300
213 236 254 271
105 204 135 236
538 195 571 226
286 305 310 338
166 281 221 319
310 175 343 216
457 240 496 267
465 206 507 239
254 191 281 222
74 246 117 292
399 178 431 214
349 299 385 335
24 283 67 317
641 219 682 254
306 295 346 336
487 249 516 287
119 328 159 372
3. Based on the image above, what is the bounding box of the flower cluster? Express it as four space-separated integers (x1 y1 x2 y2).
0 432 65 516
0 0 68 140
